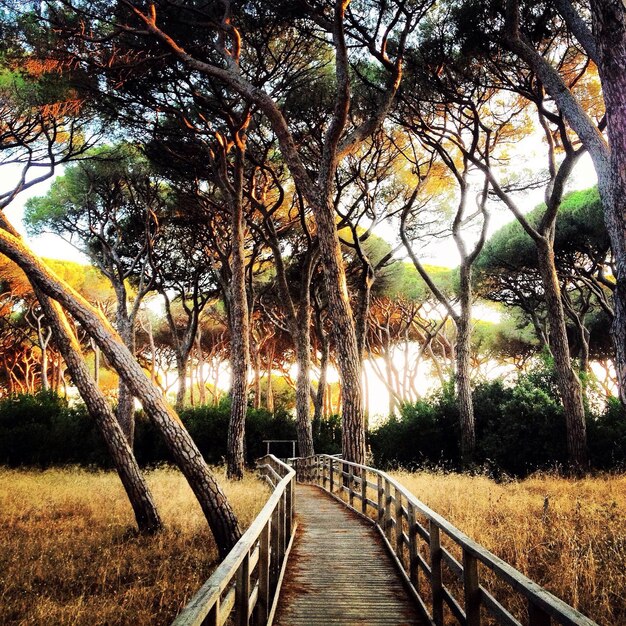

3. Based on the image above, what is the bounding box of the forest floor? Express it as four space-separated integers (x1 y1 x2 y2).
390 470 626 626
0 466 268 626
1 468 624 625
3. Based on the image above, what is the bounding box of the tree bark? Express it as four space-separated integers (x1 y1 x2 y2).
226 150 250 481
506 0 626 406
536 240 588 470
33 286 163 534
456 264 475 466
591 1 626 406
114 285 136 445
0 222 241 557
315 194 365 463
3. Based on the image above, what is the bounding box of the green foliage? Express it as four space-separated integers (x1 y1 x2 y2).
370 371 626 477
0 393 342 468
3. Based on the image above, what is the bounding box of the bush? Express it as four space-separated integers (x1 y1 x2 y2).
371 371 626 477
0 392 341 468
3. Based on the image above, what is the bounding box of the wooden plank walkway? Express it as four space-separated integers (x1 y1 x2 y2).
274 484 423 626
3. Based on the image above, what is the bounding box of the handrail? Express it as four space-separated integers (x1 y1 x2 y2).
172 455 296 626
293 454 598 626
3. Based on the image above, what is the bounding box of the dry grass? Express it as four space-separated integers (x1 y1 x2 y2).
0 466 269 626
389 470 626 625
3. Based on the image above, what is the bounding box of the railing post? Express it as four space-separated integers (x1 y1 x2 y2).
349 464 354 507
279 489 286 559
330 458 334 494
257 523 270 624
395 486 403 562
377 473 384 528
285 476 293 541
429 522 444 626
270 508 279 585
463 549 481 626
236 552 250 626
384 479 393 543
361 467 367 514
529 602 551 626
206 599 220 626
407 503 419 588
322 456 327 490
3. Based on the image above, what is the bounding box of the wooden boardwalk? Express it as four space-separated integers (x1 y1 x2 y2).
274 485 423 626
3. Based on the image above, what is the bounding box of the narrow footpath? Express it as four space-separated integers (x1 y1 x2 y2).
274 484 423 626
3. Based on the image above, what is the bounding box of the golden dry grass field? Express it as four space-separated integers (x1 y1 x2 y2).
390 470 626 626
0 467 269 626
1 468 624 625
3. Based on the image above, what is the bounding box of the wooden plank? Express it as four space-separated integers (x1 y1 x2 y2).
429 522 444 626
361 468 368 514
442 585 466 624
463 549 481 626
482 588 523 626
235 553 250 626
308 455 599 626
256 523 270 624
442 547 463 580
274 485 422 626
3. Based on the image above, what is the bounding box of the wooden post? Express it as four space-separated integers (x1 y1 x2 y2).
463 549 481 626
529 602 551 626
257 524 270 624
395 486 403 561
322 456 327 490
429 522 444 626
206 599 220 626
285 477 293 540
270 509 279 585
330 458 334 494
361 468 367 514
407 503 419 588
384 479 393 543
278 490 286 559
349 464 354 507
236 552 250 626
377 473 384 528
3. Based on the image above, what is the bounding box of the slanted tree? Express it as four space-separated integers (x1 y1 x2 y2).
25 145 161 444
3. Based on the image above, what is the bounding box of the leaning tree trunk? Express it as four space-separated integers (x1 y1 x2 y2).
455 265 475 466
175 354 187 411
592 1 626 406
295 309 315 458
0 223 241 557
536 240 588 470
33 286 162 534
115 294 135 445
313 194 365 464
226 168 250 481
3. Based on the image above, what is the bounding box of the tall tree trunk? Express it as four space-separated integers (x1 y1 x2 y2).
456 265 475 466
313 327 329 429
591 2 626 406
295 314 315 458
313 195 365 463
253 346 261 410
266 343 274 414
115 297 135 445
34 286 162 534
91 338 100 385
175 354 187 410
0 223 242 557
196 331 207 405
226 153 250 480
536 240 588 470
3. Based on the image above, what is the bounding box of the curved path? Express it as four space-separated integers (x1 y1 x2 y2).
274 484 423 626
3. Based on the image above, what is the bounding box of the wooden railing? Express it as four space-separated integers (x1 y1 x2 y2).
294 454 598 626
172 455 296 626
